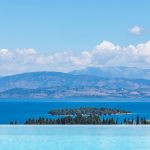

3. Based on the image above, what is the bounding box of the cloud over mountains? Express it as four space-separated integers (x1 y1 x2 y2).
1 40 150 75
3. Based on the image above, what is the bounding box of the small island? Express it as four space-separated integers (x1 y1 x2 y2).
48 107 129 116
9 107 150 125
23 107 131 125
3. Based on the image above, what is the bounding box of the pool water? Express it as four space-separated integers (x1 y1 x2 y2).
0 125 150 150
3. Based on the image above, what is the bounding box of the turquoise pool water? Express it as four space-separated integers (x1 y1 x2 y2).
0 125 150 150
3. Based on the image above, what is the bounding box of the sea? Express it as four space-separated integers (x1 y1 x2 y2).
0 98 150 124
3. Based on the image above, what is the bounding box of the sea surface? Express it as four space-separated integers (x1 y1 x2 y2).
0 98 150 124
0 125 150 150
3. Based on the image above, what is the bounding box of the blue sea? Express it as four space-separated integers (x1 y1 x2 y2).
0 98 150 124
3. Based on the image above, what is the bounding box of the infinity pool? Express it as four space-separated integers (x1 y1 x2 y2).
0 125 150 150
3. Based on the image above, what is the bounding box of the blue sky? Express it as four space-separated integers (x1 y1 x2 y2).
0 0 149 52
0 0 150 75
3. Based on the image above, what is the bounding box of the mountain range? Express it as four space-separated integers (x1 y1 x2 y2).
71 66 150 80
0 67 150 98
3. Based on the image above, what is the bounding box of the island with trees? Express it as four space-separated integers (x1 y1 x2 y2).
9 107 150 125
48 107 129 116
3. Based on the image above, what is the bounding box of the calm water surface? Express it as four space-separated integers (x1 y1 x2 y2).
0 125 150 150
0 98 150 124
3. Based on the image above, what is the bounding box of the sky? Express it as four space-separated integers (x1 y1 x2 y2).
0 0 150 75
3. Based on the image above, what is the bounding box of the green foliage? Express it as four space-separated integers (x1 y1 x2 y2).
24 115 117 125
9 120 18 125
9 107 150 125
48 107 129 116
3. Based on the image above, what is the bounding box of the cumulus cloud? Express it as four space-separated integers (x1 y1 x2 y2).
16 48 37 56
129 26 143 35
1 40 150 75
92 41 150 68
0 49 13 57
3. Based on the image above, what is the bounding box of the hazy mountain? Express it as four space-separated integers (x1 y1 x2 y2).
71 67 150 80
0 72 75 92
0 71 150 98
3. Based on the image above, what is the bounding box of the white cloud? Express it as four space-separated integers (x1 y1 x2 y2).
91 41 121 65
15 48 37 56
1 40 150 75
95 41 120 51
0 49 13 57
69 51 91 66
129 26 143 35
92 41 150 68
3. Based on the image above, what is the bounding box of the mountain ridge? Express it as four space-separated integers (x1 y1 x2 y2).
70 66 150 80
0 69 150 98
